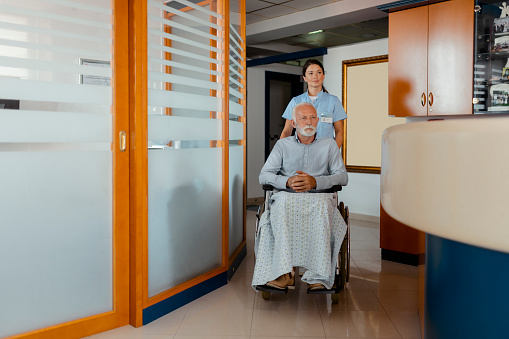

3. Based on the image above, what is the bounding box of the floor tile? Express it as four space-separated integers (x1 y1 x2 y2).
254 289 319 310
175 335 249 339
229 269 255 286
187 282 256 310
354 260 415 277
92 327 176 338
251 309 325 337
249 336 325 339
350 250 382 262
366 275 417 291
177 304 253 336
386 311 422 339
315 289 384 312
320 310 401 338
374 291 419 312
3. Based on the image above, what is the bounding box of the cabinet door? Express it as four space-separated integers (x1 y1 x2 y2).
389 6 429 117
428 0 474 116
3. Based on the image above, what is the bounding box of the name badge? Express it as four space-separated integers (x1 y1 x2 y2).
320 112 333 123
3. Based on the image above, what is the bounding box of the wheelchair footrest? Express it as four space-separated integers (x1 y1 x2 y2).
307 287 336 295
255 285 288 294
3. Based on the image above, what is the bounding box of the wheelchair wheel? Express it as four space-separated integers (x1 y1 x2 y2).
261 291 271 300
346 206 350 283
340 236 347 290
331 292 340 304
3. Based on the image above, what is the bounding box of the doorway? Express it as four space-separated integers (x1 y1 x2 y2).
264 71 303 159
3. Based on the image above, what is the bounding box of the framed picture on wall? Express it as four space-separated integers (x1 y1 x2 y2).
341 55 405 174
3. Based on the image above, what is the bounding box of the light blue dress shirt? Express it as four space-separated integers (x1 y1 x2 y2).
282 90 347 139
259 134 348 191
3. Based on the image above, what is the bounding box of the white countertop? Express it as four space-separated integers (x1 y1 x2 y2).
380 117 509 254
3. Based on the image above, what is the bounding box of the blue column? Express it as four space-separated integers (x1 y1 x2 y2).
425 234 509 339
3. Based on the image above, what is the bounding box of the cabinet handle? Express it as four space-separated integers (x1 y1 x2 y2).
428 92 434 107
421 93 426 106
119 131 127 152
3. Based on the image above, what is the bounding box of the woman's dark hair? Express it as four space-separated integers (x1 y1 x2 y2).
302 59 328 93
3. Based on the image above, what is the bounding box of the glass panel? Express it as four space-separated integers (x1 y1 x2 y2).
229 145 244 256
228 0 245 256
0 0 113 337
146 0 223 296
148 149 222 295
474 1 509 113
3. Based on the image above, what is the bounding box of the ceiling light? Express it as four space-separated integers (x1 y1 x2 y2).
308 30 323 35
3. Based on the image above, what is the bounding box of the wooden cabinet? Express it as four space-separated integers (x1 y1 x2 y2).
388 0 474 117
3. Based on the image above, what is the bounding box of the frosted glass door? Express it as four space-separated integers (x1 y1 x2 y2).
147 0 224 297
0 0 122 337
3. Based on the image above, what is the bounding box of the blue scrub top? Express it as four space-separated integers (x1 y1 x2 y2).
282 90 347 139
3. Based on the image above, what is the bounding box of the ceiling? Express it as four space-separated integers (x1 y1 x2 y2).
245 0 389 62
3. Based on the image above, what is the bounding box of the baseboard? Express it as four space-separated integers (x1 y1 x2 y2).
350 213 380 224
381 249 418 266
228 244 247 281
247 197 264 205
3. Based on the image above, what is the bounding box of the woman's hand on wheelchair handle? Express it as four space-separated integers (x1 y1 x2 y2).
287 171 317 192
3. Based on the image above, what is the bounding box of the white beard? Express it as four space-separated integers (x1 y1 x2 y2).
296 124 317 137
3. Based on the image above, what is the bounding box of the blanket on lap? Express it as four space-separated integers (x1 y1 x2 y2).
252 191 347 290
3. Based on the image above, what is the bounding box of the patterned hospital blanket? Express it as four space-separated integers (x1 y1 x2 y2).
252 191 347 289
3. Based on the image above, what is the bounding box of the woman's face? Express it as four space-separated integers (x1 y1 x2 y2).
303 64 325 90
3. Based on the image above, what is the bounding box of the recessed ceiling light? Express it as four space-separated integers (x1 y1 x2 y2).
308 30 323 35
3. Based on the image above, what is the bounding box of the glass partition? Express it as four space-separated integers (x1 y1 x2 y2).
228 0 245 257
0 0 114 336
146 0 224 297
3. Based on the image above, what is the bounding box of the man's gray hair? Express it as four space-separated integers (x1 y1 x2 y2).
291 102 316 123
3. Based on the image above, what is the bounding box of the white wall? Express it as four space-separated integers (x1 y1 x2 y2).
246 63 301 199
323 38 389 218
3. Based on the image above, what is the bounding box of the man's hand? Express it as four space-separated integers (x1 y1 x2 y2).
286 171 317 192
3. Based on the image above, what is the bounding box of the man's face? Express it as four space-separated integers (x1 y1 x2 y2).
292 105 318 137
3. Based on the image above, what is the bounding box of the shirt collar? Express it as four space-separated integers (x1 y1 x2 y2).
305 90 324 101
294 133 317 144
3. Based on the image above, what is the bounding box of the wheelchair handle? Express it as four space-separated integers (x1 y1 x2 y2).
262 184 342 193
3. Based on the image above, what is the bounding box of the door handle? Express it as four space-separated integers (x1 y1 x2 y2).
428 92 434 107
421 93 426 106
119 131 127 152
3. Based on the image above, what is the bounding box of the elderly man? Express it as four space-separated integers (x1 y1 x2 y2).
252 102 348 291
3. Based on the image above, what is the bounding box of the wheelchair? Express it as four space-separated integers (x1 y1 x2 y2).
254 184 350 304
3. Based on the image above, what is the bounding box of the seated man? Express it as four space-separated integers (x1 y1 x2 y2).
252 102 348 290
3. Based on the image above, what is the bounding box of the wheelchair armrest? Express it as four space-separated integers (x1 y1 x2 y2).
262 184 342 193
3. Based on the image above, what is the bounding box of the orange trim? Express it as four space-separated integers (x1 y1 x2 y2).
240 0 248 263
221 0 230 268
165 0 212 17
163 16 172 117
129 0 148 327
6 312 120 339
145 266 227 307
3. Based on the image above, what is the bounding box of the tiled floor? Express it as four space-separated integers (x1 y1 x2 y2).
88 210 421 339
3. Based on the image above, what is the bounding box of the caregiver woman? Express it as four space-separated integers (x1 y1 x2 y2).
280 59 347 150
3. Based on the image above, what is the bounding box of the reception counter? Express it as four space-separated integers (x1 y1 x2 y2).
380 117 509 339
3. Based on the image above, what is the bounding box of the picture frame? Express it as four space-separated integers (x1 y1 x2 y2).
341 55 405 174
80 58 111 86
